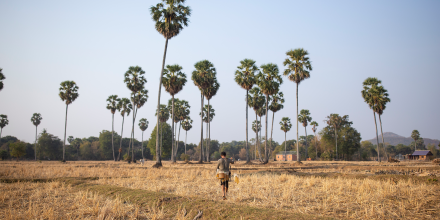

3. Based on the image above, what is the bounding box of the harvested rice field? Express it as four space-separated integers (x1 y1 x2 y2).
1 160 439 219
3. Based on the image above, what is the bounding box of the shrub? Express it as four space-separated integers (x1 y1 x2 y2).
180 153 190 162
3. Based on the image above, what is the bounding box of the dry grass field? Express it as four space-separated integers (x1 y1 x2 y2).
1 160 439 219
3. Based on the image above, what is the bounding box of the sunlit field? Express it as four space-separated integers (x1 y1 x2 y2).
1 160 439 219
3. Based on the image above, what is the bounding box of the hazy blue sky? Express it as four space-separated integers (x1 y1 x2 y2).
1 0 439 145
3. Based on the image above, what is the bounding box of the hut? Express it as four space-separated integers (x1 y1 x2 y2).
408 150 433 160
276 151 297 161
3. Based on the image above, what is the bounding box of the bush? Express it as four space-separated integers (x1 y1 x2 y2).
10 141 26 161
123 153 131 162
0 150 7 160
180 153 190 161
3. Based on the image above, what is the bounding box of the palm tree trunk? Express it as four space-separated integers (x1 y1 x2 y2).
154 38 169 167
304 126 308 159
0 128 2 139
185 130 187 155
284 132 287 161
35 125 37 160
256 112 263 162
314 131 317 160
296 83 299 162
264 94 269 164
335 125 337 160
141 130 144 159
246 90 250 163
112 113 115 161
205 122 208 161
373 111 380 162
176 121 181 159
199 91 204 163
160 122 163 158
270 111 275 162
378 114 388 159
171 95 175 162
118 115 125 161
131 101 137 162
207 99 211 162
63 104 69 161
208 110 211 162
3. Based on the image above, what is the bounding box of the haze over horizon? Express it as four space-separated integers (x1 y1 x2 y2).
1 0 439 145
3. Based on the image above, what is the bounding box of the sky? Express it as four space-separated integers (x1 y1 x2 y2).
0 0 439 145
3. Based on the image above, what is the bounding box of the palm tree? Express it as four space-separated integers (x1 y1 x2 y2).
256 105 266 160
191 60 216 163
117 98 132 161
130 89 149 161
59 81 79 161
181 117 193 155
234 59 258 163
283 48 312 162
124 66 147 162
269 92 284 158
106 95 120 161
362 77 385 161
31 113 42 160
252 120 262 160
372 85 391 159
156 104 170 158
139 118 149 159
0 68 5 91
280 117 292 161
0 115 8 140
310 121 319 159
162 64 187 162
200 104 215 161
257 63 283 163
411 130 420 152
248 87 265 162
203 80 219 162
298 109 312 159
175 100 190 159
150 0 191 167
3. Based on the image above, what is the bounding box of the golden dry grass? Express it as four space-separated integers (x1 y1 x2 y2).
1 160 439 219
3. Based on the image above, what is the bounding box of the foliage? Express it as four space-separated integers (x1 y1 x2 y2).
117 98 132 117
235 59 258 91
0 68 4 91
283 48 312 84
0 114 9 130
150 0 191 39
252 120 261 133
139 118 149 131
59 81 79 105
280 117 292 133
247 87 266 113
181 117 193 132
10 141 26 160
180 153 190 161
147 123 172 159
37 129 62 160
0 150 7 160
106 95 120 114
200 104 215 123
156 104 170 122
162 64 187 96
31 113 42 126
99 130 121 160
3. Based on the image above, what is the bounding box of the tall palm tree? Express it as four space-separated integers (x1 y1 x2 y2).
248 87 265 162
139 118 149 159
280 117 292 161
362 77 384 161
200 104 215 161
117 98 132 161
169 98 182 158
0 114 8 139
234 59 258 163
31 113 42 160
191 60 216 163
106 95 120 161
175 100 190 159
310 121 319 159
130 89 149 161
124 66 147 162
0 68 5 91
59 81 79 161
269 92 284 159
372 85 391 159
162 64 187 162
150 0 191 167
203 80 219 162
156 104 170 158
181 117 193 155
256 105 266 160
298 109 312 159
257 63 283 163
411 130 420 152
252 120 262 160
283 48 312 163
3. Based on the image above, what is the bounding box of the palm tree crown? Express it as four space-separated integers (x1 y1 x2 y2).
311 121 319 132
283 48 312 84
156 104 170 122
280 117 292 133
132 89 149 109
248 87 266 112
200 104 215 123
0 114 9 129
252 120 261 133
0 68 5 91
150 0 191 39
298 109 312 127
139 118 149 131
163 64 187 95
117 98 132 117
257 63 283 96
31 113 42 126
411 130 420 142
181 117 193 131
192 60 216 90
235 59 258 90
59 81 79 104
107 95 120 114
124 66 147 94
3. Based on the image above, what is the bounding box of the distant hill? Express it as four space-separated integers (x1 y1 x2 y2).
367 132 440 148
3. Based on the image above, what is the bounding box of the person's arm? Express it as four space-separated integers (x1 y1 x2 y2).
229 157 234 164
217 159 221 170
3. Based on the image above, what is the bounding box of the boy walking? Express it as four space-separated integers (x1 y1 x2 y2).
217 152 234 200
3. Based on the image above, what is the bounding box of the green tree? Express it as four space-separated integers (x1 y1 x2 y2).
411 130 420 152
117 98 132 161
10 141 26 161
203 79 219 162
280 117 292 161
0 114 9 139
174 100 190 159
37 129 62 160
163 64 187 162
59 81 79 161
269 91 284 159
147 123 172 159
298 109 312 158
106 95 120 161
151 0 191 167
373 85 391 159
310 121 319 159
69 137 82 160
324 114 351 160
181 117 193 154
258 63 283 163
30 113 42 160
191 60 217 163
99 130 121 160
235 59 258 163
283 48 312 162
156 104 170 159
124 66 147 162
248 87 265 162
130 89 148 161
139 118 149 159
0 68 5 91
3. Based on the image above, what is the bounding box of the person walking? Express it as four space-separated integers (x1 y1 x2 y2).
216 152 234 200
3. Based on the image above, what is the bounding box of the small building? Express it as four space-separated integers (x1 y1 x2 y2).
408 150 433 160
276 151 297 161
